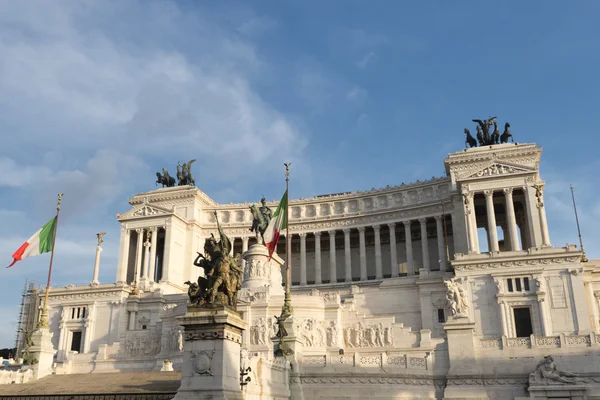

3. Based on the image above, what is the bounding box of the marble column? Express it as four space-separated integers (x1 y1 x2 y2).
314 232 322 285
403 221 414 276
388 223 398 277
435 215 445 271
419 218 430 271
463 192 479 254
374 225 383 279
242 237 249 270
148 228 158 282
343 229 352 282
586 282 600 333
503 188 520 251
484 190 499 252
358 227 367 281
134 229 144 284
299 233 307 286
328 230 337 284
91 244 102 285
118 228 131 283
538 298 549 336
229 237 235 256
161 222 172 282
143 233 151 280
536 185 551 247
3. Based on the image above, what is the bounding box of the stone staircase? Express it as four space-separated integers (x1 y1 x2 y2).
0 371 180 399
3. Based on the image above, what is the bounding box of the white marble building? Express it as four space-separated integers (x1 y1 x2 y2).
16 142 600 399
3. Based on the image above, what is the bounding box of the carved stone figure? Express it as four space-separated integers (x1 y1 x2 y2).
177 159 196 186
464 128 477 148
274 315 287 339
189 212 243 307
249 197 272 245
445 279 469 318
97 232 106 245
530 355 582 385
156 168 176 188
342 322 393 348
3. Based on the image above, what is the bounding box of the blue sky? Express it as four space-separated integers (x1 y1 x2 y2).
1 1 599 347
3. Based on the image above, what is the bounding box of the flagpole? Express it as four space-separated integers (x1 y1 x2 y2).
281 162 293 319
38 193 64 329
570 184 588 263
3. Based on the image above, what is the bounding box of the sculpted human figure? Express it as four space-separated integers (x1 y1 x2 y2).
445 279 469 317
531 355 580 384
249 197 273 245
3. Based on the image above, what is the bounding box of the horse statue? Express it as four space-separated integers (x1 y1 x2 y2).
473 117 496 145
464 128 477 148
491 121 500 144
249 204 269 245
500 122 513 143
156 168 176 188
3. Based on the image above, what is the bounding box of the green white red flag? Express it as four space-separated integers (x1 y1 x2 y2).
264 190 288 260
8 217 57 268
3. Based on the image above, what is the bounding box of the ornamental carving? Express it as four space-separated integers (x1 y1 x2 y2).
530 355 583 385
250 317 277 345
294 318 326 347
192 350 214 376
342 322 393 348
245 259 271 280
444 278 469 318
165 327 183 353
184 330 242 343
123 330 161 357
454 257 581 271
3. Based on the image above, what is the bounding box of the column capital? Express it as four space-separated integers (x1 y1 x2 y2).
327 230 336 236
135 228 143 234
342 228 351 234
402 220 412 228
357 226 366 233
372 225 380 232
463 191 474 201
484 189 494 198
387 222 396 229
434 215 442 221
314 231 322 238
298 232 307 238
503 187 514 196
418 217 427 224
242 236 249 243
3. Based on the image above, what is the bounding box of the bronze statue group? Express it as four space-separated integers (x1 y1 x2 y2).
185 198 273 308
464 117 513 148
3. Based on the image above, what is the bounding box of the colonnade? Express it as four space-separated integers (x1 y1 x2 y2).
463 186 551 254
228 215 452 286
118 226 165 285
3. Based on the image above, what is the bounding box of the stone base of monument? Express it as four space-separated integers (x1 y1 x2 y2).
526 385 588 400
173 305 248 400
242 244 285 296
28 328 56 380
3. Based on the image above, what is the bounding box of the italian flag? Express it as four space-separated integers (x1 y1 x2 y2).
8 217 57 268
264 190 288 260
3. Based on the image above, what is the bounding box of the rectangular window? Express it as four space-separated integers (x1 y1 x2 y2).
515 278 522 292
70 331 82 352
507 279 514 292
81 307 86 319
71 308 75 319
513 308 533 337
437 308 445 323
523 278 530 291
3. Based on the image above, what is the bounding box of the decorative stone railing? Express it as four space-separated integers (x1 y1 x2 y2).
477 333 597 350
0 368 34 385
302 352 430 370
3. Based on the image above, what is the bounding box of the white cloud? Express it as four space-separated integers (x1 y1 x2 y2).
357 51 377 69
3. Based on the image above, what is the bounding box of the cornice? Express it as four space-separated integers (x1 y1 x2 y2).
453 254 581 272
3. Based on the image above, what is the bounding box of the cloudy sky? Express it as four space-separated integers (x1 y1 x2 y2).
1 1 599 347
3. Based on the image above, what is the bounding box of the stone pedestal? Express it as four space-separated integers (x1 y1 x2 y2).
443 317 487 399
173 305 248 400
242 244 285 296
273 316 303 400
528 385 588 400
28 328 56 380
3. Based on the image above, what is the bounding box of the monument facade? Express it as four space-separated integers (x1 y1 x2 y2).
13 140 600 399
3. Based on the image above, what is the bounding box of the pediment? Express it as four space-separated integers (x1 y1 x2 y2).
117 204 173 220
459 161 534 180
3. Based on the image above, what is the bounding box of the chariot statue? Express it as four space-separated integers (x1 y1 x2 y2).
187 211 243 307
156 168 176 188
249 197 273 245
177 159 196 186
464 117 514 148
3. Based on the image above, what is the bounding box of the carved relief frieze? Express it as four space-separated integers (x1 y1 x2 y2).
184 329 242 343
123 329 161 357
250 317 277 345
454 256 580 272
342 322 393 348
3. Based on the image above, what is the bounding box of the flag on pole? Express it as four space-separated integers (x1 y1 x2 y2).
264 190 288 260
8 217 57 268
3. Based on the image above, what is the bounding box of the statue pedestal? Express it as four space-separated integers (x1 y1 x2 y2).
242 244 285 296
273 316 304 400
173 305 248 400
28 328 56 380
527 385 588 400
